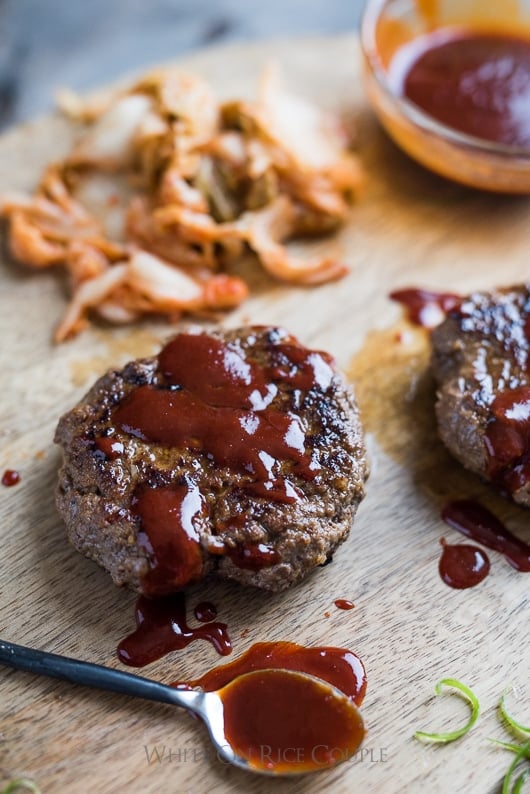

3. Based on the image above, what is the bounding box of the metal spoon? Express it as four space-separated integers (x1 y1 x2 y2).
0 638 363 776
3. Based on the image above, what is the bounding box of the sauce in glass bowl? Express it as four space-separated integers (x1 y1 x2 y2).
361 0 530 192
392 31 530 147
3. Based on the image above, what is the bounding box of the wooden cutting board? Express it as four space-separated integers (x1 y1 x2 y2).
1 35 529 794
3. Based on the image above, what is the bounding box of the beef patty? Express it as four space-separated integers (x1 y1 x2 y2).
431 284 530 506
55 326 368 593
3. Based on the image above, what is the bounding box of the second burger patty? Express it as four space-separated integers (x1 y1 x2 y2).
55 325 368 594
431 284 530 506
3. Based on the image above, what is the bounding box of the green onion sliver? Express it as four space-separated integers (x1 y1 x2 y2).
1 781 40 794
501 690 530 737
488 738 530 757
502 740 530 794
513 770 530 794
413 678 480 743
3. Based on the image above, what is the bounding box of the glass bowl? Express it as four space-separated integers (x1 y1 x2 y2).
361 0 530 192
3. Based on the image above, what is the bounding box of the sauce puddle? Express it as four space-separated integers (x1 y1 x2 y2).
167 640 368 773
438 538 490 589
335 599 355 610
172 640 367 706
442 499 530 572
117 593 232 667
1 469 20 487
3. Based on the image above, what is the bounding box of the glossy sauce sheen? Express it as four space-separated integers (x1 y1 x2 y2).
1 469 20 487
133 482 205 595
121 333 333 477
117 593 232 667
173 640 367 706
114 335 325 500
225 543 281 570
194 602 217 622
94 437 125 460
394 31 530 147
390 288 461 328
220 669 364 774
442 500 530 572
438 538 490 589
110 331 333 592
485 385 530 494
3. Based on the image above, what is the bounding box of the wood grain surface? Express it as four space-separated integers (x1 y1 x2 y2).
0 35 529 794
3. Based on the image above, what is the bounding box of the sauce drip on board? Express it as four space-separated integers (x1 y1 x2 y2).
334 599 355 610
485 385 530 495
389 288 461 328
391 31 530 147
173 640 367 706
441 500 530 572
1 469 20 487
438 538 490 589
220 669 364 774
117 593 232 667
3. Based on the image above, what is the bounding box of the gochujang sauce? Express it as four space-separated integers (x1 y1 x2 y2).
438 538 490 589
442 499 530 572
2 469 20 487
173 640 368 773
220 669 364 774
173 640 367 706
117 593 232 667
334 599 355 610
391 31 530 147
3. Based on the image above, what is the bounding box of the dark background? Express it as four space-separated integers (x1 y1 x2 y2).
0 0 368 130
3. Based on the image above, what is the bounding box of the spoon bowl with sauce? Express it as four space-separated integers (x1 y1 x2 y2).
361 0 530 192
0 639 364 776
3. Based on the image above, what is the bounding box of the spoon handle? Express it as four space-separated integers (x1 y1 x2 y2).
0 638 200 711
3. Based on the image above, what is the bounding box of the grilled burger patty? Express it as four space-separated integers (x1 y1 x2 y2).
55 326 368 593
